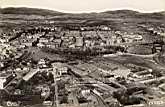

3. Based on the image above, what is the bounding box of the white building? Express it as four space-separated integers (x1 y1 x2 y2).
39 38 49 43
0 77 6 89
0 73 16 89
75 37 84 47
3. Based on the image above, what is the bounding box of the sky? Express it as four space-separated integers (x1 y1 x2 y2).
0 0 165 13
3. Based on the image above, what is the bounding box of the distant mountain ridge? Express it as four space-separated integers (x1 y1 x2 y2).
0 7 66 16
0 7 165 27
0 7 165 17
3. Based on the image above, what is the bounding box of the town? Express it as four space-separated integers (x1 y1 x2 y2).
0 8 165 107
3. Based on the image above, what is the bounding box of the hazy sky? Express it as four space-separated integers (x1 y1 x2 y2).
0 0 165 13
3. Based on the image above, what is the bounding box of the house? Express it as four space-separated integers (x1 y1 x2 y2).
53 39 62 47
52 63 68 76
38 59 47 68
43 101 53 106
111 68 131 78
99 25 111 31
148 98 165 107
75 37 84 47
69 44 76 48
0 73 16 89
0 76 6 89
37 43 45 48
84 40 92 47
59 67 68 75
39 38 49 43
123 34 143 43
134 35 143 41
19 45 26 49
22 42 32 47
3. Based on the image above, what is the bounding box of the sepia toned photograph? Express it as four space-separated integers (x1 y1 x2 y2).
0 0 165 107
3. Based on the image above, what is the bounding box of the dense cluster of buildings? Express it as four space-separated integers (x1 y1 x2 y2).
5 26 145 50
0 24 165 107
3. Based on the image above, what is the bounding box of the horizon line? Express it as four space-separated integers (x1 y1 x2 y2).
1 5 165 14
